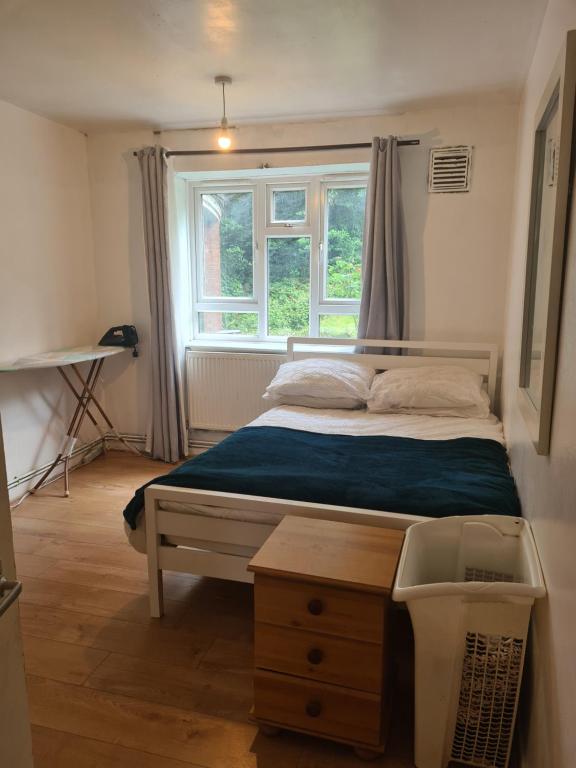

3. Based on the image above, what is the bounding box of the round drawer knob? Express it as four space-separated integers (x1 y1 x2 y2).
307 598 323 616
305 699 322 718
307 647 324 665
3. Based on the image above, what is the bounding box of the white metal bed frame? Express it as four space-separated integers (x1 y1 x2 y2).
142 338 499 616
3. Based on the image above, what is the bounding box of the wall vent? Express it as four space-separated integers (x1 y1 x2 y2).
428 146 472 193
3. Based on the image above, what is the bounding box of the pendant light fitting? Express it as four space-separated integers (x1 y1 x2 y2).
215 75 233 150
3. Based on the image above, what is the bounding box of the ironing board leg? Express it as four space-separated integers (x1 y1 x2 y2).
30 352 141 497
30 359 100 495
71 364 141 456
64 456 70 497
58 367 104 438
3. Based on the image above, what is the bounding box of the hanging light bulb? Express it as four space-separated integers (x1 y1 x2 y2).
215 76 232 150
218 118 231 150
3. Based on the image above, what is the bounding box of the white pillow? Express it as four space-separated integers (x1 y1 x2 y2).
367 365 491 418
262 393 362 410
264 358 375 409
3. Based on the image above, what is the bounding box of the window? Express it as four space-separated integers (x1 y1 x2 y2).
324 186 366 301
269 186 308 225
189 168 367 341
267 236 311 336
198 189 254 299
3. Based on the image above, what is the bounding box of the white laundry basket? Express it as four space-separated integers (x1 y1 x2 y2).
392 515 545 768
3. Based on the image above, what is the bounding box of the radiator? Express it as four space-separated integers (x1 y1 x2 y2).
186 350 285 431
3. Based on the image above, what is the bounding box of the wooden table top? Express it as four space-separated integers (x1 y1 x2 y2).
248 516 405 594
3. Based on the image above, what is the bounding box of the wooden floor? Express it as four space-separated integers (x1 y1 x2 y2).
13 452 415 768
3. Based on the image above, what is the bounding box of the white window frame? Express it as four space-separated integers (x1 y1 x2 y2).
266 232 313 337
320 180 367 307
267 183 310 227
194 185 257 303
186 167 368 343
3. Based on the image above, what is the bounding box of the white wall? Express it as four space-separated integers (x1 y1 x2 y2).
87 129 153 440
87 102 519 435
501 3 576 767
0 100 99 494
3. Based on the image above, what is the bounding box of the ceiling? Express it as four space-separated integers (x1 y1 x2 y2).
0 0 547 133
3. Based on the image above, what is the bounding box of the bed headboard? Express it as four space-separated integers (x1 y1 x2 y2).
286 338 500 404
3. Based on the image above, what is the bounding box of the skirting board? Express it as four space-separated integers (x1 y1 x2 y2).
105 431 225 455
7 431 223 497
7 436 104 495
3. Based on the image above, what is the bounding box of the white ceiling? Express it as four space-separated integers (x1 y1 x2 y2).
0 0 546 133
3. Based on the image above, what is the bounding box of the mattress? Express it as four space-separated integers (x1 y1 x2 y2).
125 406 511 553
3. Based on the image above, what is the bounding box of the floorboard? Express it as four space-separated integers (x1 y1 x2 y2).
84 652 253 722
19 603 212 667
19 574 187 625
27 557 203 602
15 452 415 767
31 725 203 768
14 552 54 577
22 636 109 685
27 676 303 768
19 536 152 570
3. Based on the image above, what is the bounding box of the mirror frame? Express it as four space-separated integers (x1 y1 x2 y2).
518 30 576 455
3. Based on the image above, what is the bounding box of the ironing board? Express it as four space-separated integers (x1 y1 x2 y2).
0 345 140 497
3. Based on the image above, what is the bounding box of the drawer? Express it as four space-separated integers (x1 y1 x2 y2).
254 575 385 643
255 622 383 693
254 670 382 746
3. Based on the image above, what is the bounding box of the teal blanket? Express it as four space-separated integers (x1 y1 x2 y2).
124 427 520 529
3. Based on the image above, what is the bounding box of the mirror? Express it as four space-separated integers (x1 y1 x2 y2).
519 31 576 454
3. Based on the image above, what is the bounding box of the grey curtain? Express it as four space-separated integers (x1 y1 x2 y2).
138 146 187 462
358 136 408 352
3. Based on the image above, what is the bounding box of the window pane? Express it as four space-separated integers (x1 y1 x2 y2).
325 186 366 299
267 237 310 337
319 314 359 339
201 191 253 298
272 189 306 222
197 311 258 336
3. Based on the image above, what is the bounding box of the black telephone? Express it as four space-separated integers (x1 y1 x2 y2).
99 325 139 357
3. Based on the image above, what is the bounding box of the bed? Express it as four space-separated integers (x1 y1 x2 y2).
123 338 517 617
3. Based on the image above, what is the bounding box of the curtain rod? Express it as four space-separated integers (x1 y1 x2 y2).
132 139 419 158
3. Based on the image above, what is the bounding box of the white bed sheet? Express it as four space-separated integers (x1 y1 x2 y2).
126 406 506 552
249 405 505 443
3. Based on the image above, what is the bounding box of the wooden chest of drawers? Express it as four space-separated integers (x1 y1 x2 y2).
248 516 404 759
